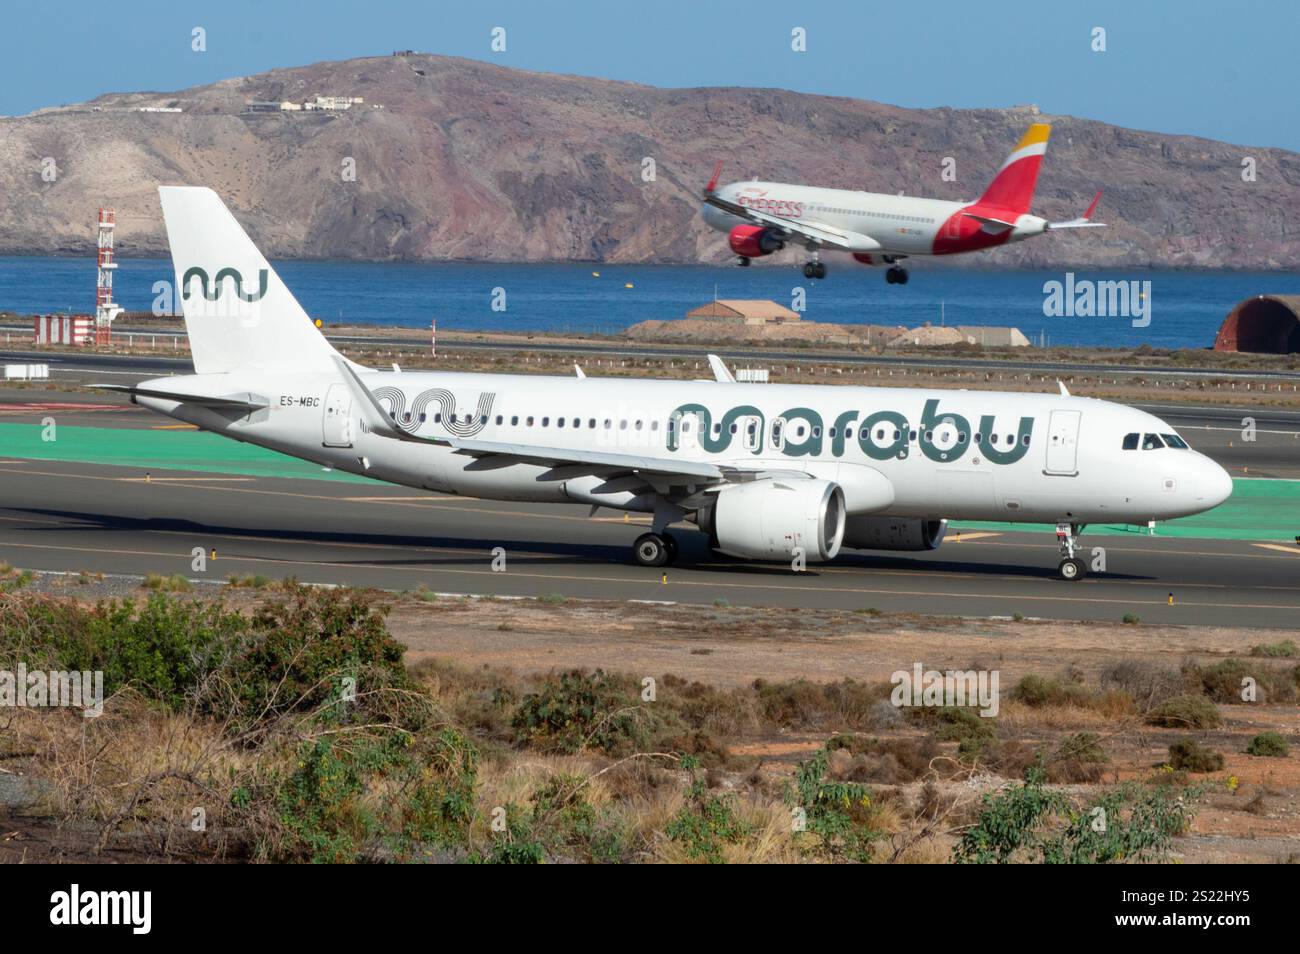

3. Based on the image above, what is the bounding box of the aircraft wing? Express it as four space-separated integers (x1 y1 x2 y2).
445 437 725 480
441 434 816 493
337 357 811 488
703 192 882 253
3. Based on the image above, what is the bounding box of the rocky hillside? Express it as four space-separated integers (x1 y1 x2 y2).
1 53 1297 266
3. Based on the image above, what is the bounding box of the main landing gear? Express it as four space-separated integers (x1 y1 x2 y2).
737 256 751 267
633 532 678 567
885 265 909 285
802 249 826 280
1056 521 1087 581
632 501 685 567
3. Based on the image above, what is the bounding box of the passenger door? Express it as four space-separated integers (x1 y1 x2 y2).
1044 410 1081 475
322 383 353 447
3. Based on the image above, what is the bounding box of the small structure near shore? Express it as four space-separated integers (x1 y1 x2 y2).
687 299 801 326
1214 295 1300 354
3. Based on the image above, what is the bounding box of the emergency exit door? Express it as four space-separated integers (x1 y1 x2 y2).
322 383 353 447
1044 410 1081 475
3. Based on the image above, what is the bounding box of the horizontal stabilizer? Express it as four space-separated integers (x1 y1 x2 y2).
92 383 268 411
961 211 1017 233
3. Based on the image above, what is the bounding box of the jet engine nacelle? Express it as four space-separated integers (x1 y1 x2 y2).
698 478 846 562
728 224 785 258
842 516 947 551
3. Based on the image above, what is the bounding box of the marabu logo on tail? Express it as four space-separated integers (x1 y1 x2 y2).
181 266 269 303
668 398 1034 464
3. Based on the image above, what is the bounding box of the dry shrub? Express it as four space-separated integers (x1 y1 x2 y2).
1100 659 1185 712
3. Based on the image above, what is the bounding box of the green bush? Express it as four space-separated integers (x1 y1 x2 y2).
272 726 479 863
956 768 1200 864
1251 640 1298 658
1012 675 1093 708
789 744 885 861
667 762 753 864
1167 739 1225 773
1145 694 1221 729
512 669 644 754
0 586 419 734
1185 658 1297 704
1246 732 1290 757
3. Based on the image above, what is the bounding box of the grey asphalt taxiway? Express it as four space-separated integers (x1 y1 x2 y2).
1 455 1299 627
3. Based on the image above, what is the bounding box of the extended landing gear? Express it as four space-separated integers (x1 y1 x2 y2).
633 532 678 567
1056 521 1087 581
885 265 909 285
802 249 827 280
737 256 751 267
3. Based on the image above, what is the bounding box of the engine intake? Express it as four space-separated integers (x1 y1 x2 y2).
728 224 785 258
698 478 846 562
842 516 947 552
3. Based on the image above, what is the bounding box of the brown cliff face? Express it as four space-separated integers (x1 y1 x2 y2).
2 53 1296 266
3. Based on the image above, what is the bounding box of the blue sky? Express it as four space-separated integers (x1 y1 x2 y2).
3 0 1296 150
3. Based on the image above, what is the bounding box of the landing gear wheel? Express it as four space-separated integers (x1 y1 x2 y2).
803 262 816 279
737 256 751 267
813 262 827 279
886 266 909 285
1058 558 1086 581
633 532 670 567
662 533 679 565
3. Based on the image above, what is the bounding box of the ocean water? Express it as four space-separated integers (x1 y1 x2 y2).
2 255 1297 350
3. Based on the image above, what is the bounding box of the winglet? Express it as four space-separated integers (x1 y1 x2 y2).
1058 380 1070 397
574 363 586 379
705 160 724 195
707 354 736 383
333 357 446 445
1083 190 1102 221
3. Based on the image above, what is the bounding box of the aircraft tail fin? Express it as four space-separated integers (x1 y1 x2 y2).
975 123 1051 215
158 186 343 374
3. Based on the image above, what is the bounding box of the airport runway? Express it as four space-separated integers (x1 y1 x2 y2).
1 456 1299 627
5 334 1300 381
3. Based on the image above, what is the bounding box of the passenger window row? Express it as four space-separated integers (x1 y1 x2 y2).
389 408 1032 450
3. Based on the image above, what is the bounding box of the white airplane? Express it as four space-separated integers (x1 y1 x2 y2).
701 123 1104 283
102 187 1230 582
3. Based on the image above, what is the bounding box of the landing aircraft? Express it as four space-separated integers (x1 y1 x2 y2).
702 123 1104 283
103 187 1230 581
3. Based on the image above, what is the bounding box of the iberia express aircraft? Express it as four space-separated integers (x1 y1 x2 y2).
702 123 1104 282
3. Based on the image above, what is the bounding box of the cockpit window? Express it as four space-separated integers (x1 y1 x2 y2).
1161 433 1189 449
1141 433 1164 450
1122 433 1139 450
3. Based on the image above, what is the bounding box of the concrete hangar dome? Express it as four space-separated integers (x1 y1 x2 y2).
1214 295 1300 354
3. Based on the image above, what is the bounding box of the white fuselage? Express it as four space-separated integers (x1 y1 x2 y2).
136 370 1232 528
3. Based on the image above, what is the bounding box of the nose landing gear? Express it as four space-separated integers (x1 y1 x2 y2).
1056 521 1087 580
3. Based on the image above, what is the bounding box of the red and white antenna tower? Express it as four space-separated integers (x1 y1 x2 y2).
95 207 121 345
